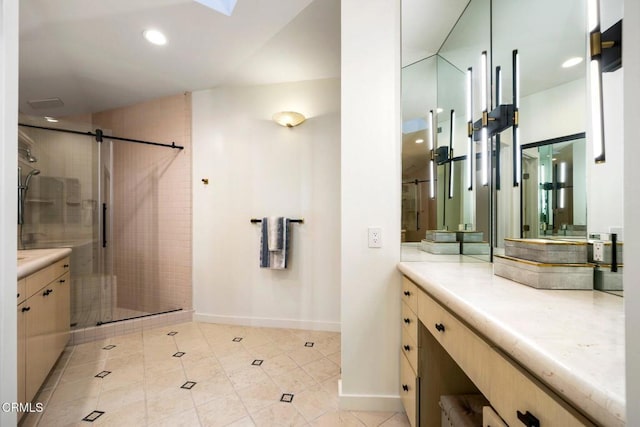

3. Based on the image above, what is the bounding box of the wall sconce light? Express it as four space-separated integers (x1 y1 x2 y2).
512 49 521 186
467 50 519 189
272 111 306 128
588 0 622 164
466 67 473 191
480 51 489 187
448 109 455 199
429 110 436 199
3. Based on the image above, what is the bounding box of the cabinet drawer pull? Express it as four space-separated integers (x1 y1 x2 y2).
402 384 409 392
403 291 411 296
63 264 69 268
435 323 445 332
403 318 411 324
517 410 540 427
17 293 20 298
403 345 411 351
43 289 53 296
22 306 31 312
59 279 66 283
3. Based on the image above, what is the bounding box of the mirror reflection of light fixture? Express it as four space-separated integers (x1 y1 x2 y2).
562 57 584 68
588 0 622 164
559 161 567 209
467 50 520 189
415 138 424 144
495 66 502 190
449 109 455 199
466 67 473 191
429 110 436 199
272 111 306 128
480 51 489 187
513 49 521 187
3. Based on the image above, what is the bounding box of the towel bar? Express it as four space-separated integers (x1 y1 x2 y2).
250 218 304 223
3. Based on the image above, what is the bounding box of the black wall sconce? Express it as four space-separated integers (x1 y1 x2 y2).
588 0 622 164
467 50 520 188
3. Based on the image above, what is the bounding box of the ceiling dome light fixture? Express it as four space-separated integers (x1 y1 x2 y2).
143 29 167 46
562 57 584 68
272 111 306 128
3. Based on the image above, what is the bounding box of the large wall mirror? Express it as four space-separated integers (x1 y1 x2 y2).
401 0 491 262
492 0 587 247
401 0 623 292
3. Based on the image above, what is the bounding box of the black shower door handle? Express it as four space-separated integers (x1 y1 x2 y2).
102 203 107 248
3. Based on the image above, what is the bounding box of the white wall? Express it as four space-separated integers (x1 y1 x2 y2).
519 78 586 144
0 0 19 424
624 0 640 423
341 0 402 411
192 78 341 331
586 67 624 235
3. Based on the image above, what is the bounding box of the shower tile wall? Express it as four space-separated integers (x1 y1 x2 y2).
92 93 193 314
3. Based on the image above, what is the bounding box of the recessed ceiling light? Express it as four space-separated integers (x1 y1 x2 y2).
143 29 167 46
44 116 58 123
562 57 583 68
415 139 424 144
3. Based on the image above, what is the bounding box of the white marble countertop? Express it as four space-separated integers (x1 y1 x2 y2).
398 260 625 427
18 248 72 280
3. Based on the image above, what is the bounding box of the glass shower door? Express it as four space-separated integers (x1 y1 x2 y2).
18 117 113 328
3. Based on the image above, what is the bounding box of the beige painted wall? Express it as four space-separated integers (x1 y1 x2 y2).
93 93 192 313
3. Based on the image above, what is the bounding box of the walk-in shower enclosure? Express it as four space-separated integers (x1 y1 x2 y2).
18 116 182 328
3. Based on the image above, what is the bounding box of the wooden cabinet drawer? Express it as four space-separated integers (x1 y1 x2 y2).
25 257 70 298
18 278 26 304
401 324 418 373
400 351 418 427
483 406 508 427
401 300 418 342
418 290 492 398
402 276 418 313
488 348 594 426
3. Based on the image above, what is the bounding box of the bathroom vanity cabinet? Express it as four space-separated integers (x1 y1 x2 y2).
17 254 70 415
398 262 625 427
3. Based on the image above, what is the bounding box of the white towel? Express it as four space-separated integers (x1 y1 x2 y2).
269 218 287 269
267 217 283 250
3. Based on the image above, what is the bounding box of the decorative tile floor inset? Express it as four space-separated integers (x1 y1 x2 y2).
232 337 243 342
252 359 263 366
82 410 105 422
94 371 111 378
173 352 186 358
167 331 178 336
102 345 116 350
280 393 294 403
304 342 314 347
181 381 197 390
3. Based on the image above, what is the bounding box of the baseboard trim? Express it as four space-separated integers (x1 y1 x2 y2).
338 380 404 412
194 313 341 332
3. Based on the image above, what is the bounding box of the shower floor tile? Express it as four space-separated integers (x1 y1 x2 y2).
21 322 410 427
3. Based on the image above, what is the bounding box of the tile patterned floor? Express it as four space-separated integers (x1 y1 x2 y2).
21 322 410 427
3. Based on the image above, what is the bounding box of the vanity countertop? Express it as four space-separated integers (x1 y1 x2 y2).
398 260 625 427
18 248 72 280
